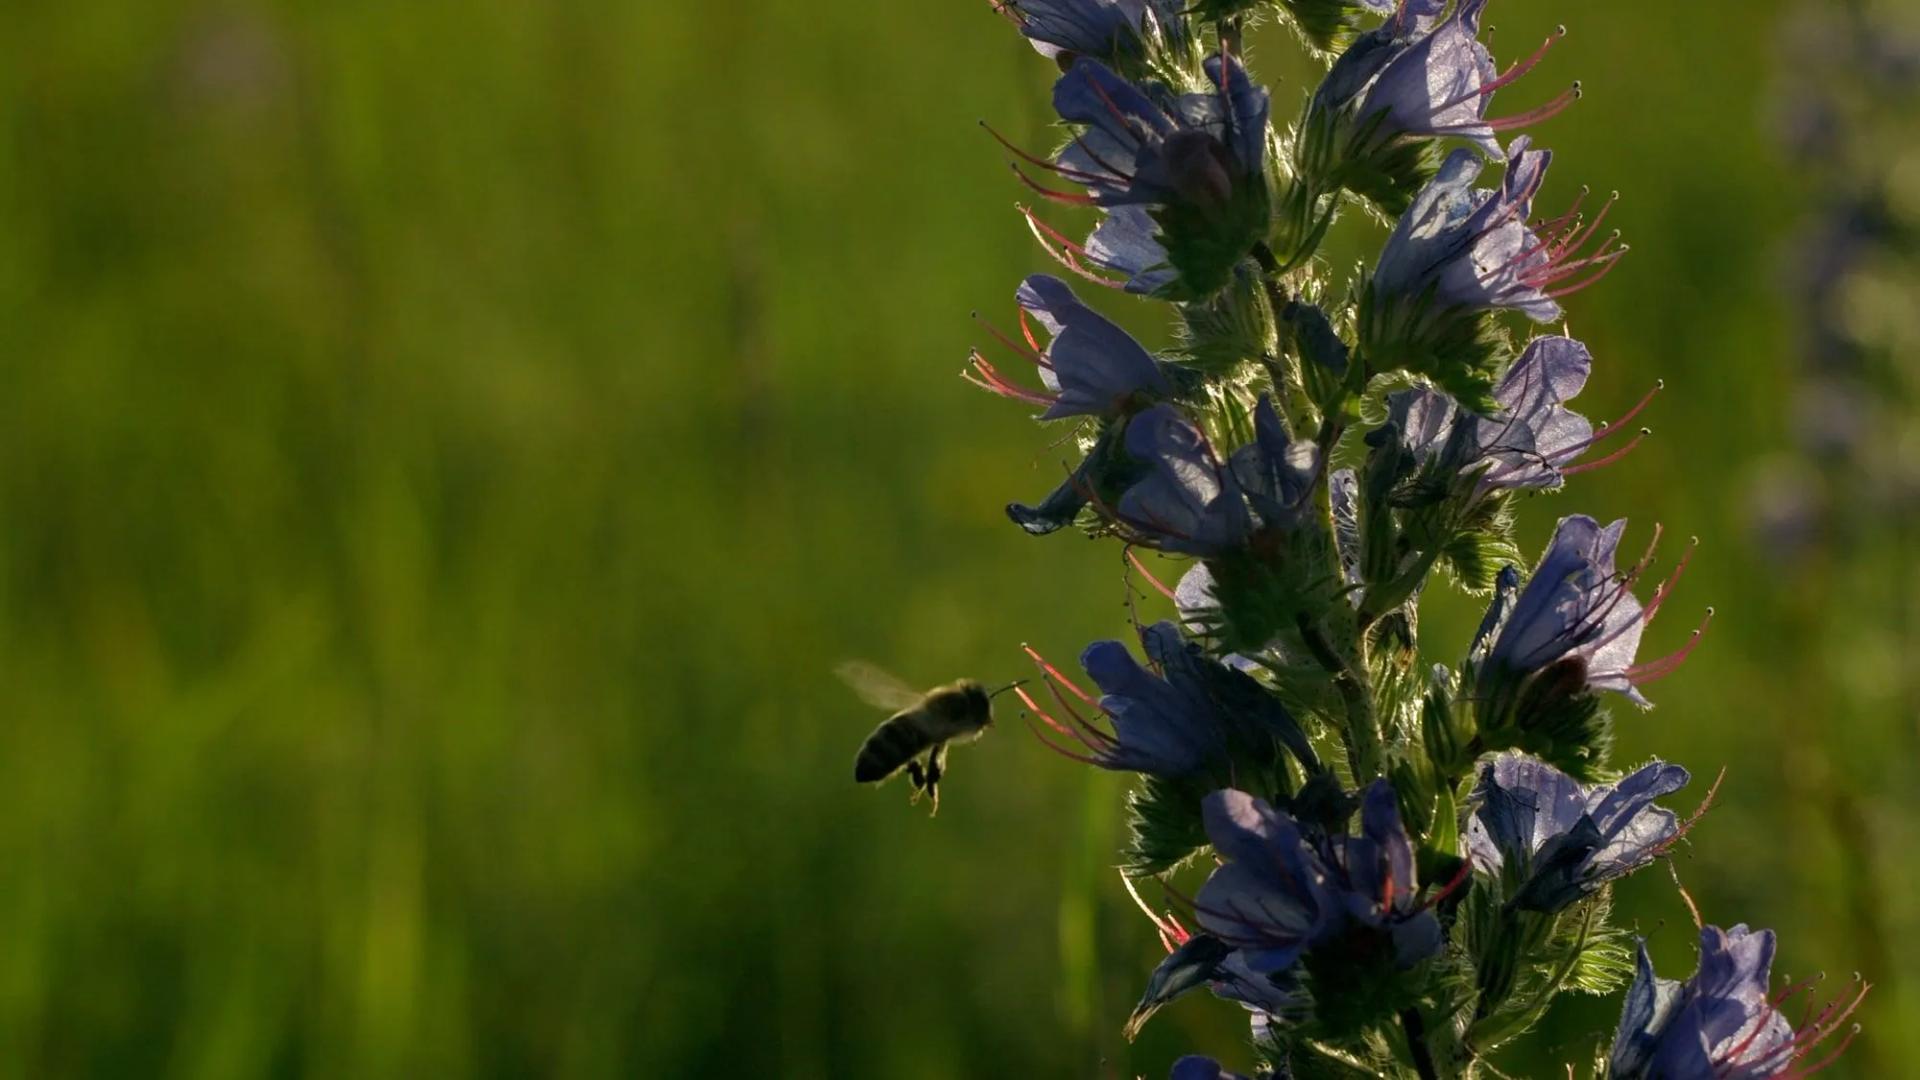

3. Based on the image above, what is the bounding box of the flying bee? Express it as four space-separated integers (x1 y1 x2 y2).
838 660 1025 815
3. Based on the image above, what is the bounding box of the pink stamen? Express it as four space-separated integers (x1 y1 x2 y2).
1015 683 1113 756
1020 207 1128 289
1779 1024 1862 1079
1024 712 1105 766
1481 84 1581 132
965 352 1059 407
1023 644 1097 706
1623 608 1712 684
1531 186 1590 239
1588 380 1662 442
1549 190 1617 261
980 119 1114 187
1486 26 1565 95
975 313 1051 368
1642 536 1696 622
1426 25 1565 117
1122 874 1190 951
1522 234 1625 289
1127 549 1179 602
1542 251 1628 298
1558 427 1647 476
1008 162 1100 206
1017 308 1049 361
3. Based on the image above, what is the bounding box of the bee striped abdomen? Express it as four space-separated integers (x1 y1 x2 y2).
853 711 934 783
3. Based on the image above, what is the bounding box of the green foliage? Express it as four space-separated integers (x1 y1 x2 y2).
1154 182 1275 301
1357 286 1510 413
1462 891 1630 1052
1267 0 1374 54
1125 773 1215 875
1178 267 1280 376
1472 660 1618 782
1434 501 1521 595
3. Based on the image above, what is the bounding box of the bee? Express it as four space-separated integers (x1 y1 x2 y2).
838 660 1024 815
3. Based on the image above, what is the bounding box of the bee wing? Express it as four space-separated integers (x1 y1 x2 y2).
834 660 925 712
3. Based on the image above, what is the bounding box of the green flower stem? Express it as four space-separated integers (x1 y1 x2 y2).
1358 543 1445 633
1298 613 1381 780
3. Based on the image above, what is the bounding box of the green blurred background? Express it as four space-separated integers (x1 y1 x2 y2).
1 1 1914 1076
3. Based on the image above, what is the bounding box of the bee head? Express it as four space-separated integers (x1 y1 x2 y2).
961 680 992 721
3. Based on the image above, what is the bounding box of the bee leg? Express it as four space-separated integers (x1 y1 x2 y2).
924 744 948 817
906 758 928 804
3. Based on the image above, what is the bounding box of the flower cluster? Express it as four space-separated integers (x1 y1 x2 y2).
934 0 1871 1075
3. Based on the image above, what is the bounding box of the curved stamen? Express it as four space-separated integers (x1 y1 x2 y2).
980 119 1115 187
1022 644 1097 706
974 312 1051 368
1549 189 1617 262
1622 608 1712 684
1128 548 1180 601
965 352 1059 407
1543 249 1628 298
1008 162 1100 205
1417 860 1473 912
1017 308 1049 360
1641 536 1696 623
1523 232 1625 288
1482 84 1581 132
1025 713 1107 766
1487 26 1567 95
1020 206 1129 289
1559 427 1647 476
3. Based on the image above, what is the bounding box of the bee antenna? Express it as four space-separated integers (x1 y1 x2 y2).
988 678 1031 699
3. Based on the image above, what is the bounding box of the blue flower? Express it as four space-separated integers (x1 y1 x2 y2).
1479 515 1704 707
1003 55 1271 296
1116 399 1319 555
1318 781 1444 966
1128 784 1445 1036
1085 205 1178 295
1196 783 1441 974
967 274 1172 419
1609 926 1869 1079
1080 622 1232 775
1371 139 1623 326
1470 335 1649 492
996 0 1187 68
1117 405 1255 555
1314 1 1574 164
1192 789 1342 973
1044 55 1267 210
1384 335 1658 496
1021 621 1314 779
1464 751 1690 912
1230 396 1323 531
1124 890 1302 1041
